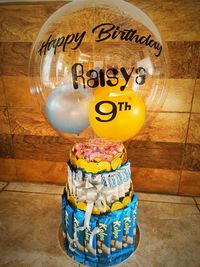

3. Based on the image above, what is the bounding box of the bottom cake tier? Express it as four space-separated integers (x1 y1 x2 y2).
62 188 138 267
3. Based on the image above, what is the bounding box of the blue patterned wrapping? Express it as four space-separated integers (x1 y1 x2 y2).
96 213 112 265
121 194 138 262
73 209 85 263
61 192 67 233
110 209 124 264
62 188 138 267
85 217 98 266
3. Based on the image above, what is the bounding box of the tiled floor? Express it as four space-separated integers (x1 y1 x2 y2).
0 181 200 267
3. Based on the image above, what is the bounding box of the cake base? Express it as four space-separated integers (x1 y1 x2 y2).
58 224 140 266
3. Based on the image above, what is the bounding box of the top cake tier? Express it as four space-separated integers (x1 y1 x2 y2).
69 143 127 174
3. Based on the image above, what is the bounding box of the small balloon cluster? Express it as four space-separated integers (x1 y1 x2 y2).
46 82 145 141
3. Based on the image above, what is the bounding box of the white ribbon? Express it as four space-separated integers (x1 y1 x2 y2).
69 178 112 255
76 179 113 228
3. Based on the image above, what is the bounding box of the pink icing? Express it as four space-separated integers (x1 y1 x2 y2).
73 143 124 162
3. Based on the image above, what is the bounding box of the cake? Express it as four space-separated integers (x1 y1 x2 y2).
62 142 138 266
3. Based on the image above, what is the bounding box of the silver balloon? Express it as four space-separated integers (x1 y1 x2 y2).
45 84 93 134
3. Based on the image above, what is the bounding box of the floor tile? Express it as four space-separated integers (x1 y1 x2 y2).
0 191 200 267
195 197 200 204
5 182 64 195
0 181 8 191
0 191 78 267
122 201 200 267
137 192 195 204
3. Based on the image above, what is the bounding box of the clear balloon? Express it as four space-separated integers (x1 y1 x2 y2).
29 0 168 141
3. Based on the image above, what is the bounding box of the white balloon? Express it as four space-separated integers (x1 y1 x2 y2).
45 84 93 134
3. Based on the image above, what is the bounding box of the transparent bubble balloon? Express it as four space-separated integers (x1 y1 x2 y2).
29 0 168 142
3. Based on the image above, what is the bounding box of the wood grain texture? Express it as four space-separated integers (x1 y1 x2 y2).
183 144 200 172
187 114 200 144
8 104 189 143
0 2 67 42
0 42 31 76
161 79 195 112
132 167 180 194
0 107 10 134
179 171 200 196
133 0 200 42
0 41 199 78
127 140 184 170
0 77 6 106
0 134 13 158
12 134 71 162
9 108 58 136
0 1 199 42
2 77 195 112
3 76 38 108
168 41 200 79
0 158 16 180
135 112 189 143
192 79 200 113
15 159 67 184
11 134 184 170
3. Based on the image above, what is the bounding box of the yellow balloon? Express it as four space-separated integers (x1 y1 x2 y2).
89 90 145 141
93 79 132 97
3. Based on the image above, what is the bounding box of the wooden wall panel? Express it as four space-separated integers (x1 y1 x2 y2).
9 108 58 136
12 135 71 162
0 134 13 158
187 114 200 144
132 167 180 194
0 158 16 180
161 79 194 112
15 159 67 184
0 2 66 42
135 113 189 143
179 171 200 196
0 107 10 134
167 42 199 79
192 80 200 113
3 76 37 108
183 144 200 172
127 141 184 170
1 41 198 78
0 1 199 42
0 1 199 195
134 0 200 42
0 42 31 76
0 78 6 107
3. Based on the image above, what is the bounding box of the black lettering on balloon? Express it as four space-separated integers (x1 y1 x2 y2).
95 100 117 122
38 23 162 57
92 23 115 42
62 34 75 51
73 31 86 50
86 70 99 88
72 63 85 89
71 63 147 90
99 69 105 87
120 66 135 91
92 23 163 57
106 68 119 87
38 31 86 55
38 34 53 55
